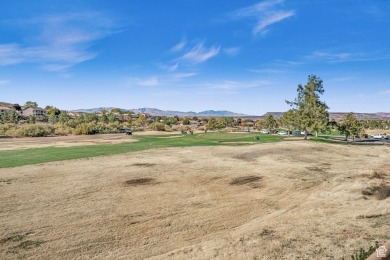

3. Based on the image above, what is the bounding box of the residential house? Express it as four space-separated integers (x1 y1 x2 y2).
23 107 46 117
0 106 10 116
67 111 86 118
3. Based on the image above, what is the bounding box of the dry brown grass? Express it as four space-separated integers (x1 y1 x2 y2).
1 139 390 259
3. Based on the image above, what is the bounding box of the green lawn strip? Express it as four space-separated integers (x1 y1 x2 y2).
0 132 282 168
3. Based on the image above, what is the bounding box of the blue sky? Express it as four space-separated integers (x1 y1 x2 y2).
0 0 389 115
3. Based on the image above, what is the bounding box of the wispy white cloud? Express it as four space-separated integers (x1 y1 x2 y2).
329 76 356 83
206 80 271 91
0 44 24 65
179 43 220 63
305 50 390 63
249 68 283 74
135 76 159 87
253 10 295 35
128 72 197 87
0 12 118 71
231 0 295 35
306 51 352 62
160 63 179 72
380 90 390 94
170 39 187 52
0 79 10 85
223 47 241 56
170 72 197 81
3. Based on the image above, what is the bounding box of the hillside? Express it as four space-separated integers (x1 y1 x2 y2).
0 102 13 107
73 107 248 117
263 112 390 120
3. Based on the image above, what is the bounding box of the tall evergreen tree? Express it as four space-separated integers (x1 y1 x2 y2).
287 75 329 139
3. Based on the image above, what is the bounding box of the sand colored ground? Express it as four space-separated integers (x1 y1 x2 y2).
1 139 390 259
0 132 181 151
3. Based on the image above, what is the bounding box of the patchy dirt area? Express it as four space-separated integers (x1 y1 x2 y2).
0 133 138 150
1 141 390 259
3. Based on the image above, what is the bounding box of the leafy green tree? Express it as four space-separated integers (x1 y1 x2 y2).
46 106 61 116
5 108 20 123
183 117 190 125
279 109 298 136
163 117 177 126
216 117 227 129
263 114 278 132
100 110 108 124
311 104 329 137
24 101 38 108
111 108 122 114
135 114 147 126
338 112 364 141
107 112 116 123
287 75 329 139
12 104 22 111
27 115 36 124
58 111 69 125
149 122 165 131
206 117 217 130
48 113 58 124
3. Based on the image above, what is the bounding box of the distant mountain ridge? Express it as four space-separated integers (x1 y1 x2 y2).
0 102 13 107
72 107 248 117
73 108 390 119
2 101 390 119
264 112 390 120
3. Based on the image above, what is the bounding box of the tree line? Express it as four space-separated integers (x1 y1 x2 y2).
1 75 389 139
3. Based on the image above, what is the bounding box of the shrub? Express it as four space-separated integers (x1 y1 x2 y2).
0 123 17 136
149 122 166 131
72 123 98 135
13 124 54 137
350 241 379 260
54 124 72 136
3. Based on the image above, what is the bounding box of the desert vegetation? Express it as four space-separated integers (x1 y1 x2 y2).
1 83 390 139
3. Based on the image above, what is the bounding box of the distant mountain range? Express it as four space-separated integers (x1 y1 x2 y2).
74 108 390 119
0 102 13 107
72 107 248 117
264 112 390 120
2 101 390 119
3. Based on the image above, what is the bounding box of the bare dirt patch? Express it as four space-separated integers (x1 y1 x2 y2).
130 163 156 167
229 175 262 185
1 141 390 259
125 177 158 186
0 134 137 150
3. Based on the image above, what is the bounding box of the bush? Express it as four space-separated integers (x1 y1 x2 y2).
72 123 98 135
54 124 72 136
0 123 17 136
350 241 379 260
13 124 54 137
149 122 166 131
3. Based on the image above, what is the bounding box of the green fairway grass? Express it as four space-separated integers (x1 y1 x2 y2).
0 132 282 168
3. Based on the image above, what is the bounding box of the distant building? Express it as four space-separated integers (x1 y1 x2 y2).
0 106 10 116
22 107 46 117
67 111 86 117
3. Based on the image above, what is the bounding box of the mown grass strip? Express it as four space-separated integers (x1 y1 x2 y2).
0 132 282 168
